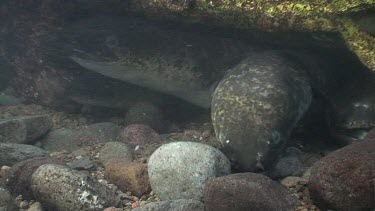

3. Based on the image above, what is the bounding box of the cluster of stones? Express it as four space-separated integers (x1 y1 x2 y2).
0 104 373 211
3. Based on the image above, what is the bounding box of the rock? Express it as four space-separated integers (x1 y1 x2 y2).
27 202 44 211
0 143 48 166
68 157 96 171
124 101 164 132
203 173 298 211
281 176 308 188
42 122 120 152
0 94 23 106
19 201 29 209
364 127 375 140
269 156 304 179
118 124 163 147
3 157 65 199
356 14 375 36
71 148 89 157
148 142 230 200
308 141 375 210
99 142 133 165
0 58 15 92
31 164 120 211
41 128 78 152
0 187 15 211
104 161 150 197
132 199 204 211
0 115 52 144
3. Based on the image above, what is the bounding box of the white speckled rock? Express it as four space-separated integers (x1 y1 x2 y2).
31 164 120 211
148 142 230 200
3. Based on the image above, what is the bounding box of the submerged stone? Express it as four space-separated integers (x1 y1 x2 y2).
31 164 120 211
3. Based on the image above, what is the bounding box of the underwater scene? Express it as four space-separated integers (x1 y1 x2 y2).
0 1 374 210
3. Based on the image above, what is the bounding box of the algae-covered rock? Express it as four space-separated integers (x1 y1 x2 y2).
109 0 375 71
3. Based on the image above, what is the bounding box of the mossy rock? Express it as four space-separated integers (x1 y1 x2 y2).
93 0 375 71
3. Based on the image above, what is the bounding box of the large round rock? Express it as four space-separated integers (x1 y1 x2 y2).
204 173 298 211
212 52 312 171
308 140 375 210
3 157 64 199
148 142 230 200
31 164 120 211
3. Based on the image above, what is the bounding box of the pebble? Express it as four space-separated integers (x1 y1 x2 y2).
19 201 29 209
27 202 44 211
281 176 308 188
68 157 96 170
131 201 140 208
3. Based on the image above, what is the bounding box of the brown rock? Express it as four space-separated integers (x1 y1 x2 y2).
104 160 151 197
124 101 164 132
308 141 375 210
118 124 163 147
3 157 65 199
204 173 298 211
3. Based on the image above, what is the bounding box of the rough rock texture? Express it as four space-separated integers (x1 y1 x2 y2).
68 157 96 171
0 143 48 166
204 173 298 211
270 156 304 179
99 142 133 165
132 199 204 211
3 157 65 199
115 0 375 72
118 124 164 147
104 161 150 197
364 127 375 140
31 164 120 211
0 115 52 144
124 101 164 132
0 187 15 211
308 141 375 210
27 202 44 211
281 176 309 188
42 122 120 152
148 142 231 200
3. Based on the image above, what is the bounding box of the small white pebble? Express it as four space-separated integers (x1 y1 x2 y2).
134 145 140 151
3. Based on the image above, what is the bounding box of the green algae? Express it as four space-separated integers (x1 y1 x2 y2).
119 0 375 71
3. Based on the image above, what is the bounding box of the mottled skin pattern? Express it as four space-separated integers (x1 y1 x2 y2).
212 52 312 171
44 16 251 108
43 16 375 172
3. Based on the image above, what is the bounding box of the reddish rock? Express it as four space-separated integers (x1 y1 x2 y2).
3 157 65 199
118 124 163 147
203 173 298 211
124 101 164 132
308 141 375 210
104 160 151 197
